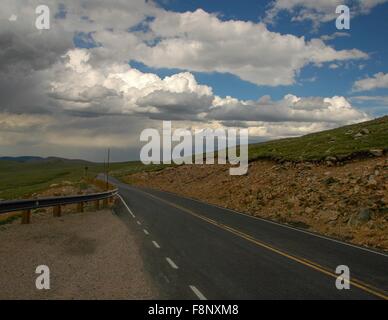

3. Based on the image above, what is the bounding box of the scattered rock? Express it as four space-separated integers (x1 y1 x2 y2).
348 208 371 226
325 156 337 162
353 133 363 139
323 177 338 185
367 175 377 186
369 149 383 157
360 128 370 135
358 208 371 222
305 207 313 214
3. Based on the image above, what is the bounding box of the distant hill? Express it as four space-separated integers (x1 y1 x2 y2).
0 156 92 164
0 156 44 163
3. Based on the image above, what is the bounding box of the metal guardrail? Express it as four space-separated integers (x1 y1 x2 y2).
0 189 119 223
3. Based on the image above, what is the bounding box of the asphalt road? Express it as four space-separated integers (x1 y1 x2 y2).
108 176 388 300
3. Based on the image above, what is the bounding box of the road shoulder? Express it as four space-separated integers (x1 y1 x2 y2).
0 210 159 299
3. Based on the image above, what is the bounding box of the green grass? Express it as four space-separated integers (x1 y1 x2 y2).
248 116 388 162
0 158 169 200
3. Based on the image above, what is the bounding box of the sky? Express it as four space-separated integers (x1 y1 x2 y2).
0 0 387 162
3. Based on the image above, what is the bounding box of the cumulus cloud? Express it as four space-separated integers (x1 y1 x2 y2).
47 49 214 119
353 72 388 92
265 0 388 28
128 9 367 86
207 94 369 124
46 48 369 124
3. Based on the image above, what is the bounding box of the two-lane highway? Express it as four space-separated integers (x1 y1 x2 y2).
108 176 387 300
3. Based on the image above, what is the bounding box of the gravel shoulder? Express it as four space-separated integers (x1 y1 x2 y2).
0 210 159 300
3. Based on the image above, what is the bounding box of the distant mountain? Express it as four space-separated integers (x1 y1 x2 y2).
0 156 44 163
0 156 92 164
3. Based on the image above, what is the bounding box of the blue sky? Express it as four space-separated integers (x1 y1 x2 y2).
126 0 388 116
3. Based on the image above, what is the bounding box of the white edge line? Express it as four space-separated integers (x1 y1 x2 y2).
143 229 149 235
117 194 136 218
152 241 161 249
165 257 178 269
189 285 207 300
146 189 388 258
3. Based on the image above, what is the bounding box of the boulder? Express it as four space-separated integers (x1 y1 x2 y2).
325 156 337 162
348 208 371 226
358 208 371 222
369 149 383 157
323 177 338 185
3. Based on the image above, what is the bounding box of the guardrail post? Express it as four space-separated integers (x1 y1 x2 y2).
53 205 61 217
77 202 84 213
103 198 108 208
95 200 100 210
21 210 31 224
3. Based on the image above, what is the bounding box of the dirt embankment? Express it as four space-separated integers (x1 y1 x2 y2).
127 156 388 251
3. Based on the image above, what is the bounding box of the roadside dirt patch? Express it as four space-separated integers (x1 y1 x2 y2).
127 156 388 251
0 210 158 299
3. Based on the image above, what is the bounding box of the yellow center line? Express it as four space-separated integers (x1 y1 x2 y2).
139 189 388 300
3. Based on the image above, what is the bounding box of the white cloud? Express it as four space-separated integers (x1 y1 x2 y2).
45 48 370 129
127 9 367 86
353 72 388 92
350 95 388 105
48 49 214 119
265 0 388 28
208 94 369 124
320 32 350 41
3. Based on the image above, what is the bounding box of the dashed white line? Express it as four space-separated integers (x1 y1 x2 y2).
189 285 207 300
117 195 136 218
143 229 149 235
165 257 179 269
152 241 161 249
137 221 142 226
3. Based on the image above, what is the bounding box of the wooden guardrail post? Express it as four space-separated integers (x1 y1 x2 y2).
103 198 108 208
53 205 61 217
77 202 84 213
95 200 100 210
21 209 31 224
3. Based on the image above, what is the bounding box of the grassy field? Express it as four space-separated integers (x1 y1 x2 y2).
248 116 388 162
0 158 167 200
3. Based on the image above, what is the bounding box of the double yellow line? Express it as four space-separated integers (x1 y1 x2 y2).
140 189 388 300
